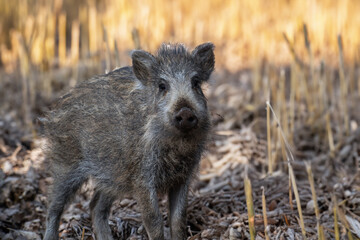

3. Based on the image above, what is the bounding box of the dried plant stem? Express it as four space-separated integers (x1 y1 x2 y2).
338 35 349 135
45 14 55 61
261 186 270 240
305 162 324 240
289 62 296 139
282 32 304 68
89 3 98 54
279 69 288 141
102 24 111 73
266 101 306 239
303 24 314 92
319 61 326 115
114 40 120 67
279 130 287 172
41 13 54 98
79 6 89 58
289 165 307 239
283 31 311 112
333 195 340 240
326 112 335 155
81 228 85 240
71 20 80 64
16 32 33 131
253 60 261 99
267 102 272 174
288 176 293 210
358 54 360 97
58 12 66 65
266 102 295 162
69 20 80 87
301 69 312 115
132 28 141 49
244 175 255 240
319 227 325 240
337 207 354 240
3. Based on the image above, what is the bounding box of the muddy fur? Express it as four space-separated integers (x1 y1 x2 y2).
43 42 215 240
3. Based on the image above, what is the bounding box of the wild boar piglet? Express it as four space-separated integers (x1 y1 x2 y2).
43 42 215 240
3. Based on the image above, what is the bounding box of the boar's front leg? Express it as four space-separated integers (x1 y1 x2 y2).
168 182 189 240
136 187 164 240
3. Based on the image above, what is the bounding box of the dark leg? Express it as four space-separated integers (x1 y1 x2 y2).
44 168 87 240
136 188 164 240
90 190 115 240
168 183 189 240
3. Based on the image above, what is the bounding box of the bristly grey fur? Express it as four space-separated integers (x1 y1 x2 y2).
43 42 215 240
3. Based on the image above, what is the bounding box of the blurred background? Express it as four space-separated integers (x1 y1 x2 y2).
2 0 360 70
1 0 360 239
1 0 360 131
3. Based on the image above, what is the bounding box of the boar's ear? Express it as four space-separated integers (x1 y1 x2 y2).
131 50 156 84
191 42 215 80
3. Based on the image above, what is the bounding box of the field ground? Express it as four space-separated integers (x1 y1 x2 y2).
0 65 359 239
1 0 360 239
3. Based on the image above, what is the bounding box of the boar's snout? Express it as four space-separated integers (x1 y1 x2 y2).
174 107 198 132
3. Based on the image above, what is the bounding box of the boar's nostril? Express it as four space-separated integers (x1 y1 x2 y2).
174 107 198 132
175 116 183 122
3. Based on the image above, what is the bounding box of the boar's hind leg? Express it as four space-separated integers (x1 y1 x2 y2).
44 167 88 240
90 190 115 240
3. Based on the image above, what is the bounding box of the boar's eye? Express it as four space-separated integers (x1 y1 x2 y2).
191 76 201 89
158 82 167 92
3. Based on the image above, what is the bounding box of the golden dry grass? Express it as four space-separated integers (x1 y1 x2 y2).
1 0 360 72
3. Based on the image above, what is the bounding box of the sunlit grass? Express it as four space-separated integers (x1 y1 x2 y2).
1 0 360 72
